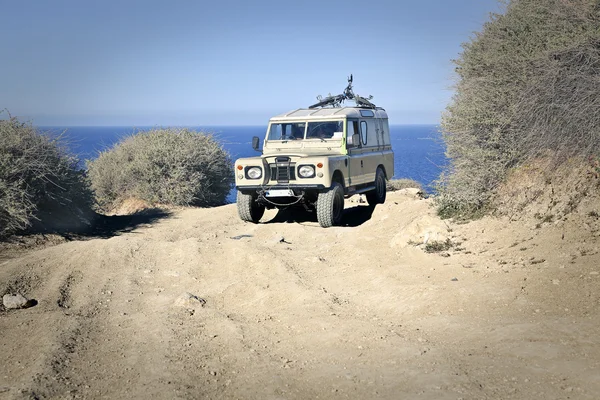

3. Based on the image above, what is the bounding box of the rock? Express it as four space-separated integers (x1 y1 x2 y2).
398 188 426 199
389 215 450 248
3 293 32 309
173 292 206 310
451 277 458 282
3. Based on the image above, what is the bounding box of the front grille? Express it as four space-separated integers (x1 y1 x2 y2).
269 163 296 183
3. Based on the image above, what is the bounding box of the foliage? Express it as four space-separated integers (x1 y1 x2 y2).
87 128 234 210
438 0 600 218
0 115 93 237
424 239 453 253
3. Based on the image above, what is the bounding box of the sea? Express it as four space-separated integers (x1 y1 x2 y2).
38 125 448 202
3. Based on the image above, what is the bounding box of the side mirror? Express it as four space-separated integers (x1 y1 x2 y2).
252 136 261 152
352 133 361 147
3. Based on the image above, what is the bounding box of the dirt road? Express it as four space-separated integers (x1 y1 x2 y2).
1 190 599 399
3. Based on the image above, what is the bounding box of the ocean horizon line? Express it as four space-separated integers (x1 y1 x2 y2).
37 123 440 128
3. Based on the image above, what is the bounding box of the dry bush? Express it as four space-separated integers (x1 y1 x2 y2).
387 178 424 192
438 0 600 218
87 128 233 211
0 115 94 237
424 239 453 253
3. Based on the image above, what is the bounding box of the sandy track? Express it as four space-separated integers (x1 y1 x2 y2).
1 190 599 399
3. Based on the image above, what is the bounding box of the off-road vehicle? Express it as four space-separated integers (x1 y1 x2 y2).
234 76 394 227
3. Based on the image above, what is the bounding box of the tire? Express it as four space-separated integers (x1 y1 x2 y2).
237 191 265 223
316 182 344 228
366 168 386 206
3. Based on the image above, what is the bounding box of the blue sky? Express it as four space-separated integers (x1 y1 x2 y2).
1 0 502 126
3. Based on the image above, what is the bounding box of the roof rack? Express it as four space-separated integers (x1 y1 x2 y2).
308 75 377 109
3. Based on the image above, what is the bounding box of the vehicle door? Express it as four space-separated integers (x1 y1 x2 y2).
346 119 365 185
378 117 394 178
361 118 381 184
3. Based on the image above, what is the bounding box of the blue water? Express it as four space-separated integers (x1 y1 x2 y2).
39 125 447 201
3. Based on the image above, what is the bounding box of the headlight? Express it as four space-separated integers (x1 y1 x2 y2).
298 165 315 178
246 166 262 179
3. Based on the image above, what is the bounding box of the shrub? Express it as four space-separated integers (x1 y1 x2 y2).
438 0 600 218
386 178 423 192
87 128 234 211
0 115 94 237
424 239 453 253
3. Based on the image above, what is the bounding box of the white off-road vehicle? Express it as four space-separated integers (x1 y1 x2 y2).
234 76 394 227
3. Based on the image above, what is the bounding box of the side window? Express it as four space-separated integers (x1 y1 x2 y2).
347 121 354 147
346 120 360 148
360 121 368 146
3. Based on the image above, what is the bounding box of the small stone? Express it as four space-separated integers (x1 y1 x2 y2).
173 292 206 310
3 294 33 309
451 277 458 282
277 236 291 244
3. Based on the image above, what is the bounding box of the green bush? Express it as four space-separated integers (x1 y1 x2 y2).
438 0 600 218
0 115 94 237
87 128 234 210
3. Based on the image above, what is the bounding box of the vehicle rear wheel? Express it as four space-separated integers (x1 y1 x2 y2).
316 182 344 228
237 191 265 223
366 167 386 206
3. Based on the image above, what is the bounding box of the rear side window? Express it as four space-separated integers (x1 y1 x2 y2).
360 121 368 145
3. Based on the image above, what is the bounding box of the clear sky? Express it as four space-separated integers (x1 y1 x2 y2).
1 0 502 126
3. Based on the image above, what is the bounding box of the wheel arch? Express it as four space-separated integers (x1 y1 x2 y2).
377 164 388 179
332 170 345 188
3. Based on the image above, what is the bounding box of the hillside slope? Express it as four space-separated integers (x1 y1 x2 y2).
1 190 599 399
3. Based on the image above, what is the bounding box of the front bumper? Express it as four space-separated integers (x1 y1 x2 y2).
236 184 327 194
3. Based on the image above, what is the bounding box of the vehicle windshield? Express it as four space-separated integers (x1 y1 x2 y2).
267 121 344 141
267 123 306 141
306 121 344 139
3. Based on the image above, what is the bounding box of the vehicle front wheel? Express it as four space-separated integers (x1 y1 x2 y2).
366 167 386 206
237 191 265 223
316 182 344 228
